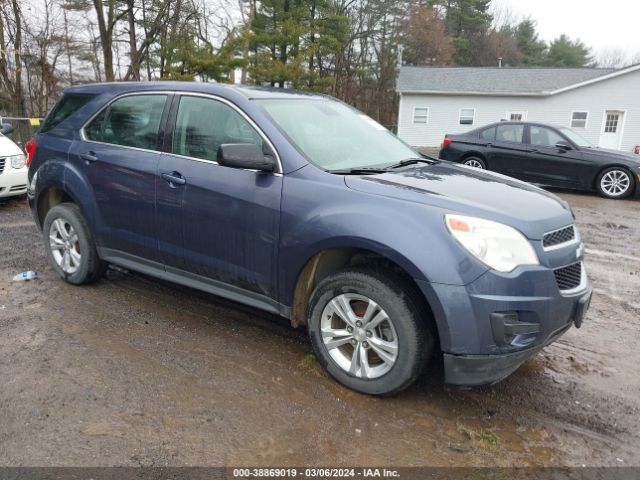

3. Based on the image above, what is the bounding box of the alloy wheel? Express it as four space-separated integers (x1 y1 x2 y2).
464 159 484 169
320 293 398 379
49 218 82 274
600 170 631 197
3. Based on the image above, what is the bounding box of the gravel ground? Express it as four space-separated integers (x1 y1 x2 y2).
0 191 638 467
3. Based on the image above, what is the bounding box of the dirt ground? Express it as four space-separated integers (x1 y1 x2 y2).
0 191 638 468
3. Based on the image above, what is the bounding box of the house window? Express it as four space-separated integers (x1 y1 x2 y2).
459 108 475 125
571 112 588 129
507 111 527 121
604 113 620 133
413 107 429 124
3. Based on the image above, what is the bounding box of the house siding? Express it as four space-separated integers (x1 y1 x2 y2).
397 69 640 152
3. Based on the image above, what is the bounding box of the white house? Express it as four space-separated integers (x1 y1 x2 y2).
396 64 640 152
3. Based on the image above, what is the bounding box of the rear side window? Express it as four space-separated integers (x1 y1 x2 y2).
85 94 167 151
496 124 524 143
480 127 495 141
40 93 96 133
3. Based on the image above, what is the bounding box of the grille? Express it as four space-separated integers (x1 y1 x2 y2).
9 185 27 192
554 262 583 291
0 158 5 174
543 225 575 248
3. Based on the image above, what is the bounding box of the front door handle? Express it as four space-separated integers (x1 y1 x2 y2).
80 152 98 163
161 172 187 187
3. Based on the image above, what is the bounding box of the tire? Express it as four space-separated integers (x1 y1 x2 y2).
462 156 486 169
596 167 634 199
42 203 107 285
307 268 434 396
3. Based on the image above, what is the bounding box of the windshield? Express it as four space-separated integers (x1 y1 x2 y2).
255 98 420 171
559 127 593 148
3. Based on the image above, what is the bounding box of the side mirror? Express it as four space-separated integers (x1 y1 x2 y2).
556 141 572 151
1 123 13 135
217 143 275 172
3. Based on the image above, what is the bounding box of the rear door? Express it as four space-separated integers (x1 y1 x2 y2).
69 93 169 260
525 125 588 187
157 94 283 300
485 123 533 180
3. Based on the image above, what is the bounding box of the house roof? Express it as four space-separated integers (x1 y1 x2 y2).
396 65 640 96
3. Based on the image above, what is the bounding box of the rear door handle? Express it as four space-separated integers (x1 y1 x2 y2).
80 152 98 163
161 172 186 187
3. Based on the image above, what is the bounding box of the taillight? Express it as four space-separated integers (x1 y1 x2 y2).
442 137 452 148
25 138 36 167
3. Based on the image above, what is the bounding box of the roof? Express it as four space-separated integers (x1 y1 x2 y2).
397 65 640 96
65 81 320 100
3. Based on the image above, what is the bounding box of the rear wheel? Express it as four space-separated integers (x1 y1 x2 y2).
308 268 433 395
597 167 634 199
43 203 107 284
462 157 486 169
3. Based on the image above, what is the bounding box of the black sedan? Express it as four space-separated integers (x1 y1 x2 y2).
439 121 640 199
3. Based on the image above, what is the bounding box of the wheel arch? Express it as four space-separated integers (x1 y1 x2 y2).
594 163 637 190
289 245 438 342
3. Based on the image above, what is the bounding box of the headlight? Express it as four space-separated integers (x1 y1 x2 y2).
10 154 26 169
445 214 539 272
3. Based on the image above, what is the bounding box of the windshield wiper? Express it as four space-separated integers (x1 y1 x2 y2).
386 157 439 169
328 167 389 175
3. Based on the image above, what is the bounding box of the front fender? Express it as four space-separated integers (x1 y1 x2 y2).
278 167 489 306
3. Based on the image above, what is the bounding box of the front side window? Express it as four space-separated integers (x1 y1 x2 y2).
459 108 475 125
529 126 564 147
257 98 419 171
571 111 588 129
172 96 263 162
496 124 524 143
413 107 429 124
85 94 167 151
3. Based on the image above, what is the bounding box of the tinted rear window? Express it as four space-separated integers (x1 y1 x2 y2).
40 93 96 133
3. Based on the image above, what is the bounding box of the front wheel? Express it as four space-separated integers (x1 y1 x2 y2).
308 268 433 396
42 203 107 284
597 167 634 199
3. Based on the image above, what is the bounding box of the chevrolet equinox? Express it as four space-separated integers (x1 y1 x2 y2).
26 83 592 395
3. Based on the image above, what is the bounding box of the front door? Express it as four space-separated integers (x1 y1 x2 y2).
70 93 169 260
599 111 624 149
525 125 589 187
158 94 282 300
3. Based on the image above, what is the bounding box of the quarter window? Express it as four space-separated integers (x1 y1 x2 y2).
172 96 263 162
496 124 524 143
85 94 167 151
571 112 588 129
459 108 475 125
413 107 428 124
41 93 96 133
529 126 565 147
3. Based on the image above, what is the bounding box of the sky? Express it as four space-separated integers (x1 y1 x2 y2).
491 0 640 64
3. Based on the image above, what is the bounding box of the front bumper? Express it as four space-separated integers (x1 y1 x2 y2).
416 255 592 387
0 166 28 198
443 289 591 387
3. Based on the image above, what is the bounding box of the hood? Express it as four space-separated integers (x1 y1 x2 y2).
0 135 23 157
586 147 640 165
344 162 574 240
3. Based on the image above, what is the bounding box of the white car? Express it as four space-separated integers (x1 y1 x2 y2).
0 123 28 199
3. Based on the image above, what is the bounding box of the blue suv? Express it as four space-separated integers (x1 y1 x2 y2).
26 83 592 395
